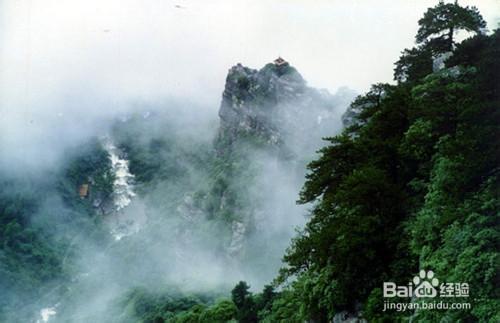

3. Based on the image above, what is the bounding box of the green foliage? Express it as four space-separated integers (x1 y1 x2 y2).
394 46 433 83
237 76 251 91
60 138 115 212
267 9 499 322
112 114 212 191
260 63 302 81
395 1 486 85
0 181 64 316
255 285 275 318
416 1 486 52
411 175 500 322
0 138 114 321
199 300 238 323
231 281 258 323
121 288 237 323
121 288 203 322
285 164 408 318
261 288 306 323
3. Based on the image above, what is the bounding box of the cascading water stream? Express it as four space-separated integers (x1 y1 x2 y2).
102 137 142 241
36 307 57 323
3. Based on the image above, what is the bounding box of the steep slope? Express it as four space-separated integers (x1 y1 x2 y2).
207 59 354 264
217 60 352 155
264 26 500 323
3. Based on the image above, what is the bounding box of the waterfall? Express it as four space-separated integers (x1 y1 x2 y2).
102 137 143 241
35 307 56 323
104 140 136 211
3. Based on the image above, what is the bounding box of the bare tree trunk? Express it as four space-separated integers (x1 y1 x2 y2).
448 26 454 51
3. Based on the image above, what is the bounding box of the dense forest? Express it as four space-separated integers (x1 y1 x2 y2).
1 2 498 322
241 3 499 322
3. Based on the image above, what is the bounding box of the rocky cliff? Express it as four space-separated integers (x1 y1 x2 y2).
216 59 355 156
212 59 355 258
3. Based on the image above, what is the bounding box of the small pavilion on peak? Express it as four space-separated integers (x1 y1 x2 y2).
274 57 289 66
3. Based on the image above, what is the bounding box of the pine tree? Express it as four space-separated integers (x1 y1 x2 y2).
416 0 486 52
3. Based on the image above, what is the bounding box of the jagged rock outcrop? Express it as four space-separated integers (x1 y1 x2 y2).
333 311 367 323
432 51 453 72
213 59 356 257
216 60 354 156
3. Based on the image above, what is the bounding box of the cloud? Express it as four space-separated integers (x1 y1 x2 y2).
1 1 499 171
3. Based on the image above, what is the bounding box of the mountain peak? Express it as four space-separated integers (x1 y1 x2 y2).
216 61 350 155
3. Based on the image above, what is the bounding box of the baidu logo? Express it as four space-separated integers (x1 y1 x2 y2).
383 269 469 299
413 270 439 297
383 269 438 298
382 269 471 312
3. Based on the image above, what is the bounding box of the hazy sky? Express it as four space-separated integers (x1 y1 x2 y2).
1 0 499 169
2 0 499 102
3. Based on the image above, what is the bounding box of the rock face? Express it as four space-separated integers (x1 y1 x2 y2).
217 60 353 156
432 51 453 72
214 60 356 257
333 311 367 323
